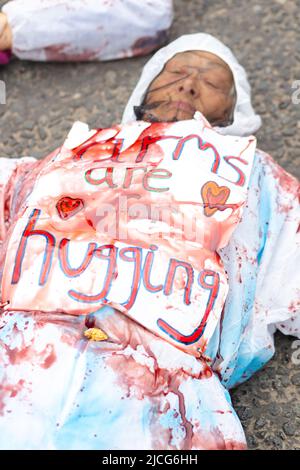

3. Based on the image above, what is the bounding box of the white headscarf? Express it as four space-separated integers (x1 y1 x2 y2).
122 33 262 137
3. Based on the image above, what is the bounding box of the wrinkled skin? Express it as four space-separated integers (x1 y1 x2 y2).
138 50 236 126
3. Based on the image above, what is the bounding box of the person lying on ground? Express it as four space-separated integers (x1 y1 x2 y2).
0 33 299 450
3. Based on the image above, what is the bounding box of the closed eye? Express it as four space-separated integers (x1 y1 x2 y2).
204 79 219 89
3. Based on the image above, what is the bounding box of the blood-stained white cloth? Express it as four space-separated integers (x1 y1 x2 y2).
0 118 250 450
2 0 173 61
0 308 246 450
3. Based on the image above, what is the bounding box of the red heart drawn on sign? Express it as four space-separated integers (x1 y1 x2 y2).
201 181 230 217
56 197 84 220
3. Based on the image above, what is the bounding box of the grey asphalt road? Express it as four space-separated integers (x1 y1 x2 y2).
0 0 299 450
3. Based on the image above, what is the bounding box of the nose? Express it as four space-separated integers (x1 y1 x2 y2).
178 73 199 97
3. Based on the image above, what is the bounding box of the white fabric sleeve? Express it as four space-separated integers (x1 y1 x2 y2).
2 0 174 61
254 152 300 339
208 150 299 389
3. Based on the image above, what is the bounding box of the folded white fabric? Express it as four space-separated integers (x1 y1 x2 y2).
3 0 174 61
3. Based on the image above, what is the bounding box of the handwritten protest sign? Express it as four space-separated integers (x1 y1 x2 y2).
1 114 256 356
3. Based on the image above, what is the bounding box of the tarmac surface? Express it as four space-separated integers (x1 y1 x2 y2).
0 0 299 450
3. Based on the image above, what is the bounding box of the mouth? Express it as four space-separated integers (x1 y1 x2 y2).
169 101 196 115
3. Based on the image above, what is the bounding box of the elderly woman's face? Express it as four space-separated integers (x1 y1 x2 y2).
140 51 235 126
